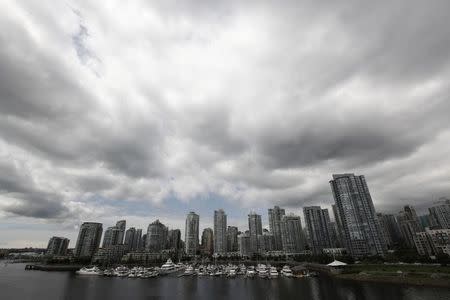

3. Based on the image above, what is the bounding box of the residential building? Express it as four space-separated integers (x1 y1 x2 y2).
124 227 136 251
115 220 126 244
185 212 199 256
303 206 332 255
214 209 227 254
74 222 103 258
397 205 423 248
238 232 251 257
414 228 450 257
46 236 70 256
330 173 386 258
146 220 168 253
248 212 262 254
227 226 239 252
268 206 285 250
429 199 450 229
201 228 214 256
281 213 305 254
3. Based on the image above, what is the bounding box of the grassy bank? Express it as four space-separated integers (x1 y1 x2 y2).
335 264 450 288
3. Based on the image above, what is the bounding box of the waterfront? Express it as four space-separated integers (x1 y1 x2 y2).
1 264 449 300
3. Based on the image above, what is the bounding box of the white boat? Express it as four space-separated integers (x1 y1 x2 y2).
281 265 293 277
76 266 101 275
269 266 279 278
246 266 256 278
227 269 237 277
257 264 268 278
184 265 194 275
160 259 179 274
114 266 130 277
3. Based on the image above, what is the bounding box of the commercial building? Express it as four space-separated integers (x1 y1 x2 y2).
74 222 103 258
330 173 386 258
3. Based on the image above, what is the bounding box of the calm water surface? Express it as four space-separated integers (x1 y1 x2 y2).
1 263 449 300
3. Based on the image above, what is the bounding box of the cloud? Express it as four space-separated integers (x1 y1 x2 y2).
1 0 450 246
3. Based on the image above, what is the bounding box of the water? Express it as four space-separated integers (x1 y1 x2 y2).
1 264 449 300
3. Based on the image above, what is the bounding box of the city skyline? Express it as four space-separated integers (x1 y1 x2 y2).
2 1 450 248
41 174 450 263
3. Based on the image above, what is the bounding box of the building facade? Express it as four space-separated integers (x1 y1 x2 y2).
397 205 423 248
429 199 450 229
330 173 386 258
248 212 263 254
281 214 305 254
201 228 214 256
115 220 126 245
124 227 136 251
238 232 251 257
185 212 199 256
268 206 286 251
146 220 168 253
214 209 227 254
227 226 239 252
74 222 103 258
46 236 70 256
303 206 333 255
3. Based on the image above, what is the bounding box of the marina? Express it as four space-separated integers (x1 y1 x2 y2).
71 259 306 280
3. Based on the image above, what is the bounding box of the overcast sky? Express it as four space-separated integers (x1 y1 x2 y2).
1 0 450 248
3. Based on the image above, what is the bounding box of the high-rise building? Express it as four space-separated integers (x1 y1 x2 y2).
303 206 332 255
168 229 182 250
124 227 136 251
281 213 305 254
201 228 214 256
214 209 227 254
330 173 386 258
238 232 251 257
102 226 122 248
74 222 103 258
419 214 439 229
257 231 275 254
378 213 403 248
413 228 450 257
248 212 262 254
429 198 450 229
227 226 239 252
268 206 286 250
134 229 143 250
115 220 126 244
141 234 147 250
146 220 168 253
46 236 70 256
185 212 199 256
397 205 423 248
332 204 345 247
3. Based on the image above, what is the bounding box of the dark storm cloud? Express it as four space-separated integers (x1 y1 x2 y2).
0 0 450 227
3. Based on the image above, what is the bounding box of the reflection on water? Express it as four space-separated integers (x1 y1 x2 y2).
1 263 449 300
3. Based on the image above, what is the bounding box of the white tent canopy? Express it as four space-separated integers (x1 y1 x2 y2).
327 260 347 267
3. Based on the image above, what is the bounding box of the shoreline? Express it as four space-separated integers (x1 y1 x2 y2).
335 273 450 288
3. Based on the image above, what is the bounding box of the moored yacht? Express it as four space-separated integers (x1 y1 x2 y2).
281 265 293 277
257 264 268 278
184 265 194 275
269 266 279 278
76 266 101 275
160 259 178 274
